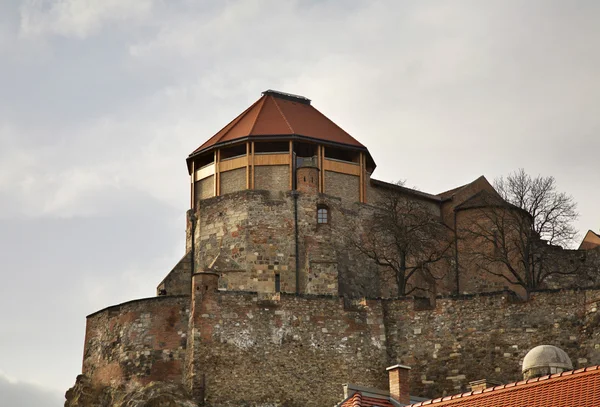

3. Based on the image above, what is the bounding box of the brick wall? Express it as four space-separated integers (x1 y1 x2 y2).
254 165 289 192
195 176 214 205
220 168 246 195
325 171 359 203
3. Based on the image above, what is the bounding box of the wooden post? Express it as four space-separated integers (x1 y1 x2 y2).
246 142 250 189
250 142 255 189
214 150 220 197
289 140 293 190
320 146 325 194
191 161 196 209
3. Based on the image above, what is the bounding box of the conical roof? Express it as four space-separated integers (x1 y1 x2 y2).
189 90 369 157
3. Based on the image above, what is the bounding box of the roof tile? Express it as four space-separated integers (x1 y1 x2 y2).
409 366 600 407
190 92 366 156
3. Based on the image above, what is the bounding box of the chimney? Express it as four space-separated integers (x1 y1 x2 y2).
386 364 411 404
469 379 500 392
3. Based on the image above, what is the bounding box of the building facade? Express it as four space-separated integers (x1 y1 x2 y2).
66 90 600 407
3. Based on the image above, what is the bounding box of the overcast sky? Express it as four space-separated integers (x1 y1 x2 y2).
1 1 599 405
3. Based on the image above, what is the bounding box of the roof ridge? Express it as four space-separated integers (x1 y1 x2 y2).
410 366 600 406
270 95 294 133
248 94 267 135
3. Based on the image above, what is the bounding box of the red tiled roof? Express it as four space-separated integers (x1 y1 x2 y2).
410 366 600 407
190 90 366 156
340 392 396 407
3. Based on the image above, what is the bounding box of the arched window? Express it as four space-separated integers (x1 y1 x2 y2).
317 205 329 224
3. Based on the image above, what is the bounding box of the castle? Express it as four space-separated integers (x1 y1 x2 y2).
66 90 600 407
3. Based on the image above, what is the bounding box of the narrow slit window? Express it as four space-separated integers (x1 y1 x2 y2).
275 274 281 292
317 206 329 224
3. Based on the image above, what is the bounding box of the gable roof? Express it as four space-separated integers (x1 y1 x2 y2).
370 179 442 203
189 90 368 157
579 230 600 250
438 176 495 201
410 365 600 407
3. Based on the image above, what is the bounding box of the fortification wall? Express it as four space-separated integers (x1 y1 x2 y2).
384 288 600 398
193 292 389 407
191 288 600 405
83 296 189 388
190 190 399 299
157 252 192 296
80 287 600 406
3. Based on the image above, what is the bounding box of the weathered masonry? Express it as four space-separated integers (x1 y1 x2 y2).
68 90 600 407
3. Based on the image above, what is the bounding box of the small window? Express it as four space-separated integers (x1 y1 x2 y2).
317 206 329 224
275 274 281 292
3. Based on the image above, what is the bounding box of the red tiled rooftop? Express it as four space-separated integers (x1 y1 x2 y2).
190 90 367 156
410 366 600 407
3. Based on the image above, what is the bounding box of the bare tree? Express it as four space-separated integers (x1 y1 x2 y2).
352 182 453 297
495 169 578 247
461 169 580 295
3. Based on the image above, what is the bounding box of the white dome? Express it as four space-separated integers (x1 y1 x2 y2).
522 345 573 373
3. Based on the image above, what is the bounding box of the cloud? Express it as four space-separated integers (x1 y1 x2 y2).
1 0 599 397
0 372 63 407
19 0 154 39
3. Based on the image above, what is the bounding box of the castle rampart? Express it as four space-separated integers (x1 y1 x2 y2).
83 296 189 388
68 90 600 407
80 288 600 406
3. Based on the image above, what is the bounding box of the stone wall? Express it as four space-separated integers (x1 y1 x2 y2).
384 288 600 398
193 291 388 407
83 296 189 388
157 252 192 296
325 171 359 203
80 286 600 406
220 168 246 195
254 165 289 192
188 189 411 299
194 176 214 205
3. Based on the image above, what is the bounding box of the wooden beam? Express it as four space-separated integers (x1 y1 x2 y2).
317 145 322 193
219 156 248 172
246 142 250 189
214 150 220 196
250 142 255 189
322 146 326 193
253 153 290 166
323 158 361 176
289 140 293 190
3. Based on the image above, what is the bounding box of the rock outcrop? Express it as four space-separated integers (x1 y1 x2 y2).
65 375 199 407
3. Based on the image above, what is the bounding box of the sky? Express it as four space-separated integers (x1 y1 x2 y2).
1 1 599 405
